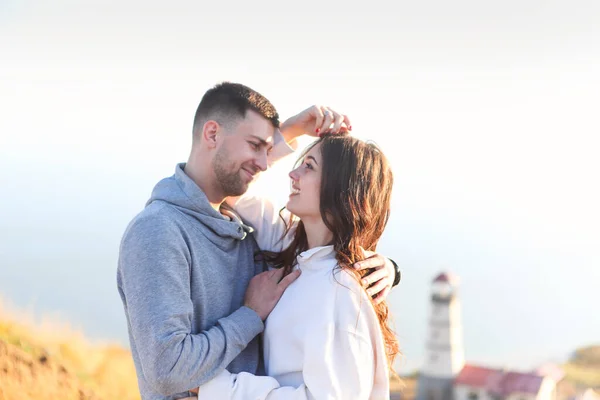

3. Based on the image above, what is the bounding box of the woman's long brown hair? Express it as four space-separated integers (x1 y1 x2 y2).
266 135 400 371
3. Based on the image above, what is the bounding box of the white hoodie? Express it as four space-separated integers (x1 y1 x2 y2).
195 194 390 400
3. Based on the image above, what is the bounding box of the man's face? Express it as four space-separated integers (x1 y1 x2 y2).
212 110 276 197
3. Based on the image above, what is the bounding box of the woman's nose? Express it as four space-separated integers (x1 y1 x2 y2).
289 168 300 181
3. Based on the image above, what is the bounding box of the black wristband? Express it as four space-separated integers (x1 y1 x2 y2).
390 258 401 287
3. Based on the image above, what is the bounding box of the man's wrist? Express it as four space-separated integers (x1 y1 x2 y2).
390 258 401 287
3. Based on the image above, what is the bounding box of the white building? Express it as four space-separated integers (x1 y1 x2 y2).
416 272 465 400
416 271 561 400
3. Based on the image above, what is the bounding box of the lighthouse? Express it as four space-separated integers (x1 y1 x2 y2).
416 272 465 400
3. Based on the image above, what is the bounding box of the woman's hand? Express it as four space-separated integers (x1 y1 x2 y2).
280 105 351 143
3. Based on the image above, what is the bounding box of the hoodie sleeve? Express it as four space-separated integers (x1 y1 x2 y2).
268 129 298 166
117 210 264 396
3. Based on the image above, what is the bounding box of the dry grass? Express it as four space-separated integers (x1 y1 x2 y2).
9 298 595 399
390 375 417 400
562 345 600 390
0 298 140 400
563 362 600 390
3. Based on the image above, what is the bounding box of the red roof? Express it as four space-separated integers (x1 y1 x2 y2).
455 365 500 387
455 364 544 396
433 272 457 284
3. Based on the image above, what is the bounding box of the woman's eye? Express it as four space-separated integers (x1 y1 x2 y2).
250 142 259 150
304 162 313 170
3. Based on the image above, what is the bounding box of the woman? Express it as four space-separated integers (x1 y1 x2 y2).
195 134 400 399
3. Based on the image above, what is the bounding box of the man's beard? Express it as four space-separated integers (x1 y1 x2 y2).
213 147 247 197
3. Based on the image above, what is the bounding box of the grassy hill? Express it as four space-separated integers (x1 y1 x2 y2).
0 301 139 400
1 297 597 399
563 345 600 390
0 298 416 400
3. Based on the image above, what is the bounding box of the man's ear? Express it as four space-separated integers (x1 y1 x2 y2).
202 120 220 149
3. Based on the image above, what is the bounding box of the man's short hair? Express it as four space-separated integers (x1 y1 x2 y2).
193 82 280 135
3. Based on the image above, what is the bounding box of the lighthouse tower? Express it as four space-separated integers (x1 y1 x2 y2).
416 272 465 400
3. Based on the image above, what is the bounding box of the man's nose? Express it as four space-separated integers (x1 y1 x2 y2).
255 150 268 172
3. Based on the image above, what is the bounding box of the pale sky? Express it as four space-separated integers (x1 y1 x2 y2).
1 0 599 373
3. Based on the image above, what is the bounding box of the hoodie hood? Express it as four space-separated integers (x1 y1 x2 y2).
146 163 253 241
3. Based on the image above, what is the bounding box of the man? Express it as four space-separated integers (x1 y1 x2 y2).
117 82 401 399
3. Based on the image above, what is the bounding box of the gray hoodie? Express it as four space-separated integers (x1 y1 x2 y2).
117 163 266 400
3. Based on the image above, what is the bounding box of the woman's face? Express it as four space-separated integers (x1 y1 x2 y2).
286 143 322 220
